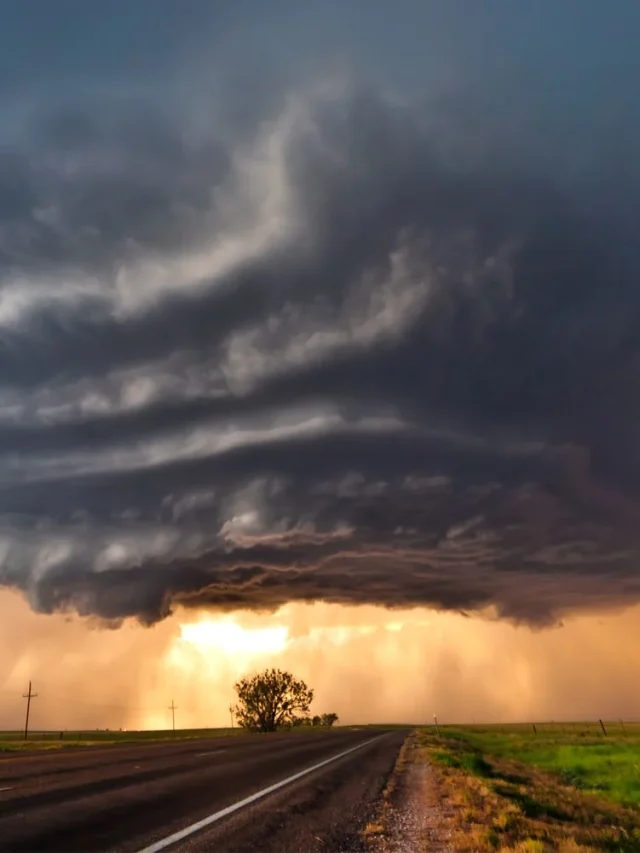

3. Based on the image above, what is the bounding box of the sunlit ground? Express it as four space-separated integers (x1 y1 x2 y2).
0 590 639 731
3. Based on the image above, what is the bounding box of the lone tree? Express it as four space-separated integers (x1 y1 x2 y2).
233 668 314 732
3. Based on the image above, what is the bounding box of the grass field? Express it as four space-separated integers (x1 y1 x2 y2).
417 724 640 852
441 723 640 806
0 722 395 752
0 727 242 751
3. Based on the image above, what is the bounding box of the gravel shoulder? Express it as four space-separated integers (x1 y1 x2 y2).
362 732 453 853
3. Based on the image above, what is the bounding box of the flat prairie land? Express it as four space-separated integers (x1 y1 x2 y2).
0 727 240 751
415 724 640 852
0 723 380 751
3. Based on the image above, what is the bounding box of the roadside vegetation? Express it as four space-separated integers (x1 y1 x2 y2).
418 724 640 852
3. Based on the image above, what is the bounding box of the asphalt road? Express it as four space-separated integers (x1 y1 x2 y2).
0 729 407 852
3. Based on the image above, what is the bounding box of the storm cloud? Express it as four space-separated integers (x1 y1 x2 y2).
2 51 640 626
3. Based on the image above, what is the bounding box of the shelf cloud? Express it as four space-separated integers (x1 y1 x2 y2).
1 61 640 626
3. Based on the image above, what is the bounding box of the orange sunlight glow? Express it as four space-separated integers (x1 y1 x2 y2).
2 589 640 732
179 619 290 657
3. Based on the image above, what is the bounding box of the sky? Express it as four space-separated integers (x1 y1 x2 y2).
1 0 640 727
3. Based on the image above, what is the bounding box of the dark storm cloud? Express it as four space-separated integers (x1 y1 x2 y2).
1 69 640 625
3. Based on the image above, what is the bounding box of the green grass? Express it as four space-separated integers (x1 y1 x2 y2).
438 723 640 807
416 727 640 853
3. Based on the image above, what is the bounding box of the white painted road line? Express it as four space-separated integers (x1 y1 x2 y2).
196 749 226 757
134 735 385 853
0 786 14 792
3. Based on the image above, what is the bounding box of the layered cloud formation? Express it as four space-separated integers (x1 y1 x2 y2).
1 74 640 624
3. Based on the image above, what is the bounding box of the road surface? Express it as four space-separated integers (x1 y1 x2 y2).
0 729 406 852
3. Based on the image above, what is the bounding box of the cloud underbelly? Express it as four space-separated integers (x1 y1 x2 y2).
0 76 639 625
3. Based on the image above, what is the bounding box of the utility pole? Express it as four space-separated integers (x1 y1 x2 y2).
229 704 234 728
433 714 440 736
168 701 177 737
22 681 38 741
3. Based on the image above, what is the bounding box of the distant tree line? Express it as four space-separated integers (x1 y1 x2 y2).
291 712 339 728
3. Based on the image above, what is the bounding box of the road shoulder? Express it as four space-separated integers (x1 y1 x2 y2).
361 732 453 853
